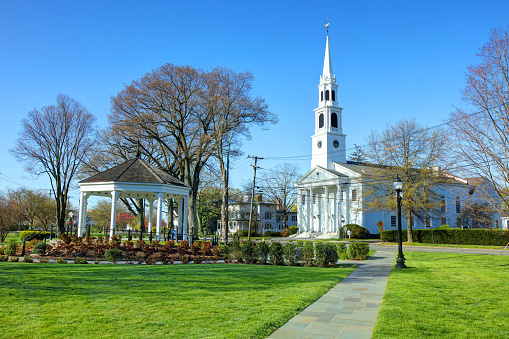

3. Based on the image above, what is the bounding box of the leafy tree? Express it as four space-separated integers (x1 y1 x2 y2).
197 187 222 235
89 199 128 229
0 192 23 241
11 94 97 235
447 27 509 215
457 202 495 229
348 144 367 163
364 118 450 242
115 212 134 229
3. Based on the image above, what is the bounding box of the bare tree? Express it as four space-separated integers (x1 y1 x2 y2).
11 94 97 235
0 192 25 241
448 27 509 214
364 119 450 242
258 163 300 230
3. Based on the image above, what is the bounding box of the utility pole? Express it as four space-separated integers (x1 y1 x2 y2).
248 155 263 240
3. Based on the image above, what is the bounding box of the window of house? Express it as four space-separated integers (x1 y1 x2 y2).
325 90 330 100
425 216 431 228
286 215 288 221
264 223 272 229
456 196 461 213
264 212 271 219
331 113 338 128
292 215 297 222
391 215 396 227
441 217 447 225
332 90 335 101
319 114 324 128
441 196 446 212
352 189 357 201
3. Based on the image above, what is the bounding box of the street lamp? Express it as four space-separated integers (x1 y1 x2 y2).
393 175 406 268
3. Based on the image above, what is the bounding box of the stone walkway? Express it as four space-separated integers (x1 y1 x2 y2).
267 246 396 339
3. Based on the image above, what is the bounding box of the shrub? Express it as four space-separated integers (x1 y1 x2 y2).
336 242 347 256
5 239 18 256
235 230 262 238
229 240 242 262
56 258 67 264
255 241 270 264
347 242 370 260
240 241 257 264
180 254 190 264
104 249 123 263
39 258 49 263
296 240 304 247
0 255 8 262
269 242 284 265
381 228 509 246
344 224 370 239
0 247 4 255
19 231 50 241
283 243 297 266
9 256 20 262
23 255 34 263
315 243 338 267
177 241 189 255
301 241 314 266
288 226 299 235
263 231 282 237
32 242 48 256
73 257 88 264
436 224 452 229
191 241 202 256
193 255 203 264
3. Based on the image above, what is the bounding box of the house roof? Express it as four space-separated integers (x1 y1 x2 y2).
79 158 188 188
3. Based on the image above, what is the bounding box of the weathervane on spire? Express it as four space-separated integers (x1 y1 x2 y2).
325 17 330 36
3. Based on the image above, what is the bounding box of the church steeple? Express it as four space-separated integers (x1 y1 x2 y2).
311 25 347 169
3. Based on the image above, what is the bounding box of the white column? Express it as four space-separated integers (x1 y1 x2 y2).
148 199 154 236
183 195 189 241
178 198 183 235
324 186 329 233
333 190 337 234
297 189 303 231
156 193 163 241
109 191 118 238
77 191 88 237
308 188 313 232
345 184 351 225
337 184 342 233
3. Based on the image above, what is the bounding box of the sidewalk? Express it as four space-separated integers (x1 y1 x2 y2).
267 246 396 339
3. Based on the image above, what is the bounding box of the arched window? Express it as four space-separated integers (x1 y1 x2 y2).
325 90 330 100
331 113 338 128
332 90 335 101
319 114 324 128
321 91 323 101
456 196 461 213
441 196 445 212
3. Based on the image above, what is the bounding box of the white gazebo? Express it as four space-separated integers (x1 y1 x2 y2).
77 157 191 240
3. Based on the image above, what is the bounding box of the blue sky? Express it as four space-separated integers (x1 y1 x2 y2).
0 0 508 207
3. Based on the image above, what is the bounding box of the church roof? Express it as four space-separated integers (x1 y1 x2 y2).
79 158 188 188
323 35 334 78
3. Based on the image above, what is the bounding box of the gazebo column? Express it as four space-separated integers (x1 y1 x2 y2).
148 199 154 237
183 195 189 241
77 192 89 237
156 193 163 241
178 198 183 236
109 191 119 238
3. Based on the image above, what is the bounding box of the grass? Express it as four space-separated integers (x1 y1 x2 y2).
0 263 354 339
381 241 507 250
373 251 509 338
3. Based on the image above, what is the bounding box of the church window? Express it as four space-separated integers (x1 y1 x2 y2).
352 189 357 201
331 113 338 128
456 196 461 213
301 194 305 204
321 91 323 101
391 216 396 227
319 114 324 128
325 90 330 100
332 90 335 101
441 196 446 212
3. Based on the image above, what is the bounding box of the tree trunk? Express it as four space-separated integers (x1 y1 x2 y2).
406 208 413 243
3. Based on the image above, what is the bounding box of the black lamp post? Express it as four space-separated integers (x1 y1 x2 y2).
393 175 406 268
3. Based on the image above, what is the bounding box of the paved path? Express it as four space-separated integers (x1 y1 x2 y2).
267 246 397 339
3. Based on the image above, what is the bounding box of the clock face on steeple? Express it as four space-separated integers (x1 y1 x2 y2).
317 140 322 149
333 140 339 148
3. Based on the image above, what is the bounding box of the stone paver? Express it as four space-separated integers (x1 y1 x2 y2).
267 246 396 339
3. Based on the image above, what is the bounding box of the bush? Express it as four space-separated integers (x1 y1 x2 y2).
19 231 50 241
32 242 48 256
23 255 34 263
9 256 20 262
5 239 18 256
73 257 88 264
104 248 123 263
344 224 370 239
436 225 452 229
39 258 49 263
336 242 347 255
288 226 299 235
381 228 509 246
315 243 338 267
283 243 297 266
235 230 261 238
263 231 282 237
229 240 242 263
0 255 8 262
296 240 304 247
240 241 257 264
269 242 284 265
255 241 270 264
347 242 370 260
301 242 315 266
56 258 67 264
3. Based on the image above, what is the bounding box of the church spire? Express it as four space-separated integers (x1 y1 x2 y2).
322 21 333 78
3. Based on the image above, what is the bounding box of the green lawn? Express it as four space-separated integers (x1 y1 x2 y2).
373 252 509 338
0 263 354 339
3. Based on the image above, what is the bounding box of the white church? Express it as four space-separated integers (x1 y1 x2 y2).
295 32 508 237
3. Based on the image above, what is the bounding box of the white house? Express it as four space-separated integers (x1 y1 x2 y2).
295 31 506 236
217 195 297 235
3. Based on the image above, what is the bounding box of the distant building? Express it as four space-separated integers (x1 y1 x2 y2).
217 195 297 235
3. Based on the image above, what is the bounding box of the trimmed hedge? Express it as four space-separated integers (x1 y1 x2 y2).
19 231 50 241
344 224 370 239
382 228 509 246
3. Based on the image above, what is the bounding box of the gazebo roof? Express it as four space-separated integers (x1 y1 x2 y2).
80 158 188 188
